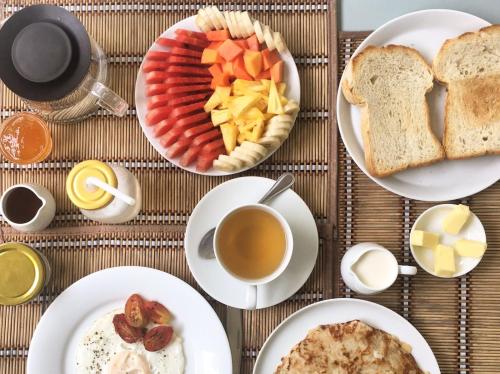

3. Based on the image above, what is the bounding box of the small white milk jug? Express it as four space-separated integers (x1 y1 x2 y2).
341 243 417 295
66 160 141 224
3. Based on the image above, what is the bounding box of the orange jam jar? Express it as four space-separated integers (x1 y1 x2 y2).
0 113 53 164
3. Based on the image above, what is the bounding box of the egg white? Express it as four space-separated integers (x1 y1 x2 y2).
76 309 185 374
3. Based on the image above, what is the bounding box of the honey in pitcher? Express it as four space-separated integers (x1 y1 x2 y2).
0 113 52 164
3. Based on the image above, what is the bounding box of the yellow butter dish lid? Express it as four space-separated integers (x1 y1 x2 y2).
66 160 117 210
0 243 45 306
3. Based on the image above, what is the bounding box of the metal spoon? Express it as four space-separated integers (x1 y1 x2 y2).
197 173 295 260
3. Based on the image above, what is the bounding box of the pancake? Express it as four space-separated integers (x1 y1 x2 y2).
275 320 424 374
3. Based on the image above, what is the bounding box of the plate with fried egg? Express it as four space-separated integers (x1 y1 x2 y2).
27 266 232 374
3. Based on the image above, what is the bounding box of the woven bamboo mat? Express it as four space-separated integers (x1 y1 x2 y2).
0 1 336 373
338 32 500 374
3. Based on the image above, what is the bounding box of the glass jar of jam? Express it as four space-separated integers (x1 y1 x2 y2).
0 242 51 305
0 112 53 164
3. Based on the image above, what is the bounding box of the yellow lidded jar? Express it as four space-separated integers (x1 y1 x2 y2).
0 242 51 306
66 159 117 210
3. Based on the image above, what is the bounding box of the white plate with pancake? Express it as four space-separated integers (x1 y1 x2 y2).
337 9 500 201
254 298 439 373
27 266 232 374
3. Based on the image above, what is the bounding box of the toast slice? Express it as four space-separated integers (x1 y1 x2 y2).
342 45 445 177
433 25 500 159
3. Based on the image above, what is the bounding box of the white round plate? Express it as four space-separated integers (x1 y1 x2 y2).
337 9 500 201
185 177 319 309
27 266 231 374
411 204 486 277
254 298 440 374
135 16 301 176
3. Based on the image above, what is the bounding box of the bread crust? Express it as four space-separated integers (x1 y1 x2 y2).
433 24 500 84
434 25 500 159
341 45 445 178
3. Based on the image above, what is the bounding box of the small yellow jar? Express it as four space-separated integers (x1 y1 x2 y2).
0 242 51 306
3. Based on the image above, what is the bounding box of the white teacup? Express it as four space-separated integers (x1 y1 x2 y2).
341 243 417 295
213 204 293 310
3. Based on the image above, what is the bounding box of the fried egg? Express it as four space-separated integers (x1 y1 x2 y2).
76 309 185 374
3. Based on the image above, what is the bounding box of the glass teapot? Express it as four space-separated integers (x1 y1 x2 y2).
0 5 128 123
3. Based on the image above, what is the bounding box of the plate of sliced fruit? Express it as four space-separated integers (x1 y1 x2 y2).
135 6 300 175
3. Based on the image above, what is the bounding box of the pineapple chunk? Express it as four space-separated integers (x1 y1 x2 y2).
255 98 268 112
204 92 222 112
220 123 239 154
260 79 271 92
241 107 265 121
232 79 260 95
211 109 232 126
229 95 260 118
277 82 287 95
237 132 247 144
250 121 265 141
215 86 231 101
267 80 284 114
264 112 275 121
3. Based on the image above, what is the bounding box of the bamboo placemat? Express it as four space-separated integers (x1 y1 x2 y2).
337 31 500 374
0 1 337 373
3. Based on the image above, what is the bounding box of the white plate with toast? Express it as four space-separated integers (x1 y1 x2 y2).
337 9 500 201
254 298 439 374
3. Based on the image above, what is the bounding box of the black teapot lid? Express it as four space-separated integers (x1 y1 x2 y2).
0 5 91 101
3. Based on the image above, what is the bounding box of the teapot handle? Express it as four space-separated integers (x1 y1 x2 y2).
91 82 129 117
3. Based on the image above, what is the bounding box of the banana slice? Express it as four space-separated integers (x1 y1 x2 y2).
253 20 265 43
265 128 289 140
230 148 256 166
273 32 287 53
212 6 227 29
284 100 300 114
241 12 254 37
258 136 281 148
263 25 276 50
234 12 247 38
267 121 292 131
241 141 268 157
205 6 223 30
213 159 235 172
232 11 243 38
234 145 262 161
224 11 236 38
198 8 215 30
218 154 243 169
195 14 211 33
269 114 294 124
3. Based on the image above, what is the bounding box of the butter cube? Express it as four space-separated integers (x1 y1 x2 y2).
442 204 470 235
434 245 456 277
454 239 487 258
411 230 440 248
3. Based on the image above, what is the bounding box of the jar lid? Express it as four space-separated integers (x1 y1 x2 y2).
0 5 91 101
66 160 117 210
0 242 45 306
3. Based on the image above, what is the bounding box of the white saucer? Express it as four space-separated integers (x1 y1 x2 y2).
410 204 486 278
185 177 319 309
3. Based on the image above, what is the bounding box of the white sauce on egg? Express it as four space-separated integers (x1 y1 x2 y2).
76 309 185 374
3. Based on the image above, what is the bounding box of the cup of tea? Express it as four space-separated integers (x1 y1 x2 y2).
213 204 294 309
0 184 56 232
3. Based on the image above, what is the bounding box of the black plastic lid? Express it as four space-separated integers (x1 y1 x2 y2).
0 5 91 101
